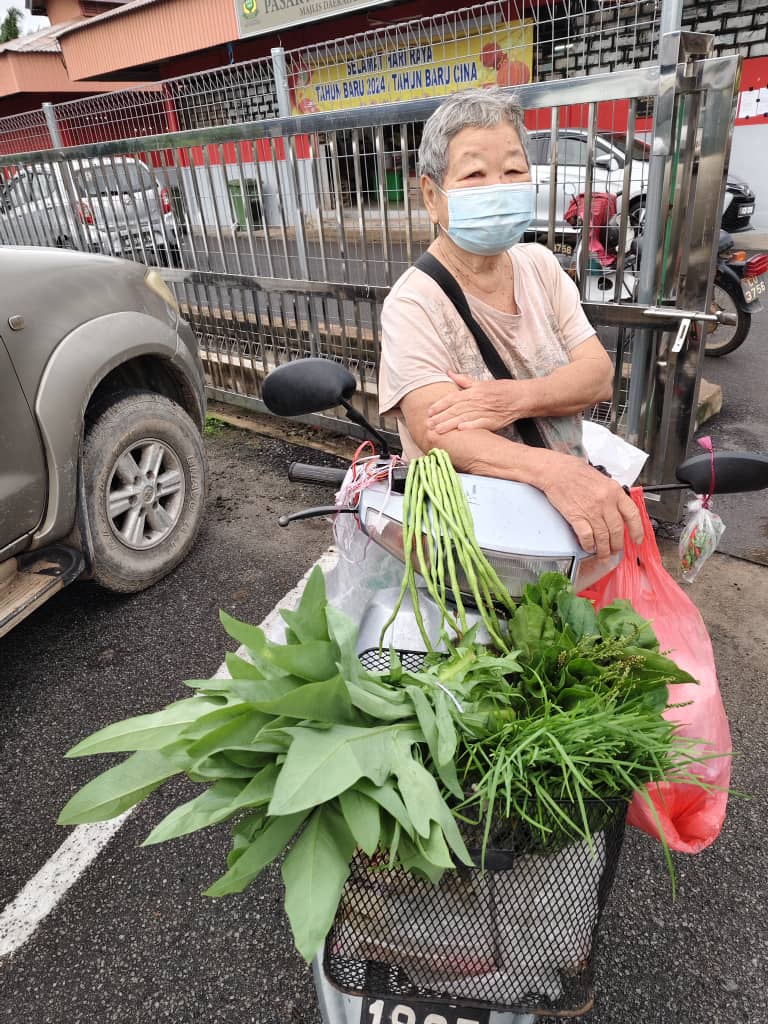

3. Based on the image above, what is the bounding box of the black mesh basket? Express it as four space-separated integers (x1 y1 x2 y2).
324 799 627 1018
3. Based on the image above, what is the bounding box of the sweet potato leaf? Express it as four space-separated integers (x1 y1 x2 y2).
396 832 445 884
143 764 284 847
205 810 309 897
282 804 357 962
65 697 226 757
415 819 456 870
225 652 263 680
58 745 188 824
355 778 416 840
279 565 329 643
248 674 356 723
264 640 341 683
185 709 266 760
268 723 422 815
393 738 451 840
226 675 304 706
179 703 253 743
143 779 247 845
338 788 381 857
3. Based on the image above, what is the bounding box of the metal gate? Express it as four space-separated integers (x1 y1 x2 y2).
0 28 740 520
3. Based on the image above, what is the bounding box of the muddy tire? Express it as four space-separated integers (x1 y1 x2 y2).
81 390 206 593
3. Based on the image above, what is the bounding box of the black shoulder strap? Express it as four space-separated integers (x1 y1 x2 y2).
415 251 547 449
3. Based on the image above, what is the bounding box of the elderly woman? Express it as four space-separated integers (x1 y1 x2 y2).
379 88 643 558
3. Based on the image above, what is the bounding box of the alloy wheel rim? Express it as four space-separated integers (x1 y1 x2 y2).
106 437 185 550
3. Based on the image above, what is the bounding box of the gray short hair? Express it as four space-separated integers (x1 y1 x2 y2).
418 87 529 186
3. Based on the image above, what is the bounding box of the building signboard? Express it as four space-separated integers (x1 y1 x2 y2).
236 0 394 39
288 22 534 114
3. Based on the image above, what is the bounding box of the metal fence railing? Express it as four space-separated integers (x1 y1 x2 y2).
0 1 663 156
0 60 686 434
0 8 741 517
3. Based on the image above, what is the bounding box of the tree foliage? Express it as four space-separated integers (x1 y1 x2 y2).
0 7 23 44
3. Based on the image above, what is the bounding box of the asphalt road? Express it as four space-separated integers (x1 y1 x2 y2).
1 322 767 1023
694 300 768 564
0 426 347 1024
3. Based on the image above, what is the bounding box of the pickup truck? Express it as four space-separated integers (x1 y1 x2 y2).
1 246 207 637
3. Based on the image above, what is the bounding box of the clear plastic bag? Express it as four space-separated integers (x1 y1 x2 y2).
679 498 725 583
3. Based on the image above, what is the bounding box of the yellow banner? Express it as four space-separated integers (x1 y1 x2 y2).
290 22 533 114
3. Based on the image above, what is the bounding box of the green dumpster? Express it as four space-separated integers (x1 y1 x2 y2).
385 169 404 203
229 180 264 229
228 181 247 229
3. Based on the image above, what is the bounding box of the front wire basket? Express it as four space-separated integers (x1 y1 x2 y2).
324 800 627 1018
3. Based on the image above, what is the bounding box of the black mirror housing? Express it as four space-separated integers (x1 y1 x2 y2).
262 358 357 417
676 451 768 494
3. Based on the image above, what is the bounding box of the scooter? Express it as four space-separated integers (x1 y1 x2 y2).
569 195 766 356
262 357 768 1024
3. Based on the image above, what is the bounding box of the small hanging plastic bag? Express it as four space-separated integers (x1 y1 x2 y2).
678 435 726 583
679 498 725 583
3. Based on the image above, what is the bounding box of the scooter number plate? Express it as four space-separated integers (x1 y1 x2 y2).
360 997 491 1024
742 275 766 304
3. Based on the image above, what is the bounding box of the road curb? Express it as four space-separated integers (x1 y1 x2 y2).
697 378 723 429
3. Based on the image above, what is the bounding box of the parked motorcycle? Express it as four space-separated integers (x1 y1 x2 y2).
706 235 767 356
568 194 767 356
261 356 768 1024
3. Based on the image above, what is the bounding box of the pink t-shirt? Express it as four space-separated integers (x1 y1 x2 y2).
379 243 596 461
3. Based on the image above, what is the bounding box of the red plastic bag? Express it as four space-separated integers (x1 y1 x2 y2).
582 489 731 854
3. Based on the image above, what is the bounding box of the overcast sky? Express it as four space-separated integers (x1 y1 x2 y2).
0 2 49 34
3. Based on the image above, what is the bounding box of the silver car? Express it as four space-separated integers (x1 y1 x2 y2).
527 128 755 240
0 245 206 637
0 157 181 266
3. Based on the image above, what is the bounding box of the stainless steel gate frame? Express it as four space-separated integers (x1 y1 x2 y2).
0 37 740 521
584 32 740 520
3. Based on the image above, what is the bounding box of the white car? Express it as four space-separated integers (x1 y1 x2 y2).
0 157 181 266
526 128 755 241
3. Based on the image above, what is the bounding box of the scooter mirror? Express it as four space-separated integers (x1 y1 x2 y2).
262 358 357 416
676 451 768 494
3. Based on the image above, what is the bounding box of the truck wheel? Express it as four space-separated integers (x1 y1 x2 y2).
81 391 207 593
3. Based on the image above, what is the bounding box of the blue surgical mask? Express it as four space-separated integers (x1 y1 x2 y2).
438 181 535 255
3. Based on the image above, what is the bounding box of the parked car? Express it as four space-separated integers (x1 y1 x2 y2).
0 157 181 266
526 128 755 240
0 246 207 638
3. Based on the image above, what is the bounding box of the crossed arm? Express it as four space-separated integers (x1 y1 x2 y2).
399 336 644 557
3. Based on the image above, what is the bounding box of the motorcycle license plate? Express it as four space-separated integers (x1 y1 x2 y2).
738 204 754 216
360 996 491 1024
742 274 766 304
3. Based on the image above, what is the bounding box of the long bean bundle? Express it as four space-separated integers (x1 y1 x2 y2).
381 449 516 651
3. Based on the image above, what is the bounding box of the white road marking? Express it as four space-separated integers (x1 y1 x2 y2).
0 548 339 959
0 816 130 957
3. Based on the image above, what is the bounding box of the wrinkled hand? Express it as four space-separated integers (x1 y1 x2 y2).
540 453 644 557
427 372 527 434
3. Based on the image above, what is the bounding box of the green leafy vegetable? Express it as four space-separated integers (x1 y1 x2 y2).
57 458 722 965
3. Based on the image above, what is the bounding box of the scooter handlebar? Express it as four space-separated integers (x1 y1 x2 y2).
288 462 347 487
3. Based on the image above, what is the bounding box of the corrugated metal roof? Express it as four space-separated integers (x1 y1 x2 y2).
58 0 162 36
0 19 80 53
60 0 238 81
